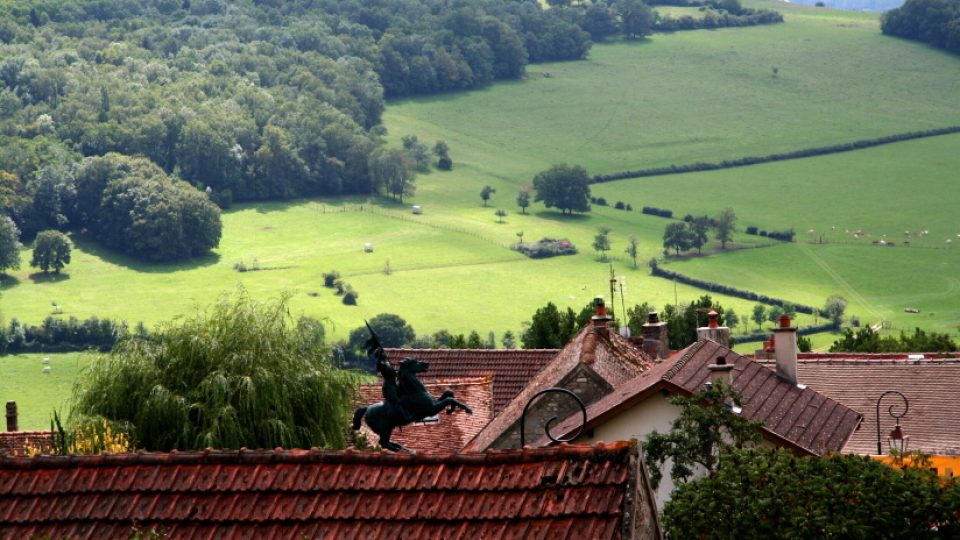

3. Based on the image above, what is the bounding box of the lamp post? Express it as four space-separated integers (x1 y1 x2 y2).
876 390 909 455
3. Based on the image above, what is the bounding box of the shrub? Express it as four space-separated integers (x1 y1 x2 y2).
615 201 626 210
342 290 358 305
514 237 578 259
745 226 758 235
641 206 674 218
437 156 452 170
323 271 340 288
596 197 608 206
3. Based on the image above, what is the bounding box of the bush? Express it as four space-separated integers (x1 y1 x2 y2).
641 206 674 218
514 237 578 259
615 201 626 210
323 271 340 288
342 290 358 305
745 226 758 235
2 315 137 353
437 156 452 170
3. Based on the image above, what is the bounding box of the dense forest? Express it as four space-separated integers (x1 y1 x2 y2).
881 0 960 54
0 0 776 261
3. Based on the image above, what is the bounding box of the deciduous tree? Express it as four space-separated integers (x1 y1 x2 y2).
532 164 591 214
69 291 362 450
823 294 848 327
481 185 496 207
30 229 71 274
0 215 22 275
663 222 693 255
715 208 737 249
517 190 530 214
625 235 640 268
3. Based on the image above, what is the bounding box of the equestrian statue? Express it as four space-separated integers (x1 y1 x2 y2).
351 322 473 452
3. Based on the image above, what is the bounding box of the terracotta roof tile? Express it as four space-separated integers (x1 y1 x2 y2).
756 356 960 454
0 441 659 539
0 432 52 457
545 340 861 455
466 325 655 451
385 349 558 414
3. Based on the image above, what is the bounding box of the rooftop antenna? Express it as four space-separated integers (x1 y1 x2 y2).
619 276 627 322
608 264 617 322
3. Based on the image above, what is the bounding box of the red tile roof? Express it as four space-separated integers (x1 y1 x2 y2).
756 356 960 455
385 348 558 414
546 340 862 456
466 324 655 451
0 431 52 457
0 441 660 539
354 377 493 453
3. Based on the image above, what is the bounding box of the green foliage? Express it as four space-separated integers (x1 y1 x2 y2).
347 313 416 353
714 207 736 249
532 164 591 214
625 235 640 268
30 229 71 273
823 294 848 327
882 0 960 55
481 185 496 207
69 291 361 451
663 447 960 539
618 0 655 39
829 326 958 353
521 301 585 349
592 226 612 260
368 147 416 203
514 237 577 259
662 295 726 349
517 190 530 214
644 380 761 490
495 209 507 223
0 214 22 274
663 222 693 255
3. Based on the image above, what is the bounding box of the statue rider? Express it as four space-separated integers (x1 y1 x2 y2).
365 327 413 425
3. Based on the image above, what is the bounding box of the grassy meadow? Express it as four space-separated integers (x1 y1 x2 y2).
2 0 960 407
0 352 95 430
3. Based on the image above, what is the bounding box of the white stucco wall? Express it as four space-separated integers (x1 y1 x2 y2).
575 393 683 508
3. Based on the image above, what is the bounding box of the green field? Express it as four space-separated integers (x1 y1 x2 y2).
0 352 95 430
3 1 960 349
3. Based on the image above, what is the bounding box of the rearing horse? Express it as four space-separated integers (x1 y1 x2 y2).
352 357 472 452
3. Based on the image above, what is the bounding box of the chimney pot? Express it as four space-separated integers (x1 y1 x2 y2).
6 401 17 432
642 312 669 359
708 356 734 387
591 296 612 336
779 314 791 328
773 317 799 385
697 310 730 348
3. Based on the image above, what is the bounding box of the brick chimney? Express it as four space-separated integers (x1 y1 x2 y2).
591 296 611 337
6 401 17 432
773 315 799 385
707 355 734 387
696 309 730 348
642 312 669 359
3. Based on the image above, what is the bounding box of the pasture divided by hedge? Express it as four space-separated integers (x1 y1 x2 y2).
591 126 960 183
652 265 821 315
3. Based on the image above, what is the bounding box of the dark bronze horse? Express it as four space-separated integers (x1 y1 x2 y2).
351 329 472 452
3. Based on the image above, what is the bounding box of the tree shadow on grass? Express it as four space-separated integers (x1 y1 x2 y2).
223 196 376 216
72 237 222 274
0 274 20 291
28 272 70 284
535 210 591 222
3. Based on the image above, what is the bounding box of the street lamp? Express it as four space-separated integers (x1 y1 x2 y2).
876 390 909 454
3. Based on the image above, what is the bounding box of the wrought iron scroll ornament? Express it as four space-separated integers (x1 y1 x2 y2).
519 388 587 447
875 390 909 455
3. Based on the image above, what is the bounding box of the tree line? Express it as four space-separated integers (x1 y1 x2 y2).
882 0 960 55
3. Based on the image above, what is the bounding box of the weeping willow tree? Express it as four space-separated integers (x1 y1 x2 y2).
69 291 361 451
